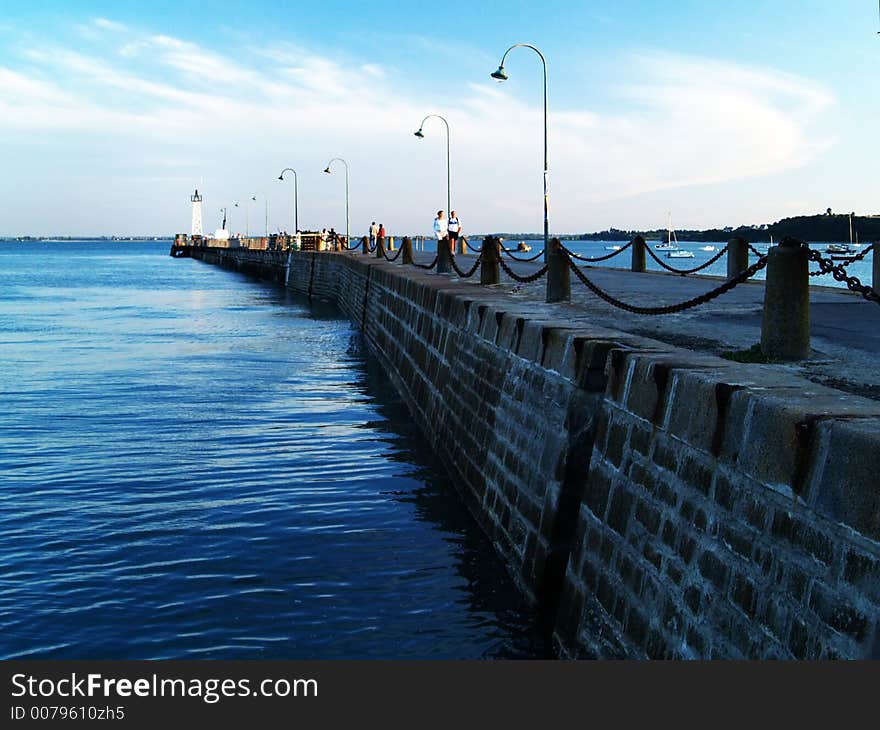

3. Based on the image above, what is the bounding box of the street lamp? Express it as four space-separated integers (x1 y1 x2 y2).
491 43 549 256
243 194 256 237
413 114 452 221
278 168 299 233
323 157 349 247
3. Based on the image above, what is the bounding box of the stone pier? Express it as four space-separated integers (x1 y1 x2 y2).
187 244 880 660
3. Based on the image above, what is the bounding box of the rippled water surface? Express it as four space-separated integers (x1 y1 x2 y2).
0 240 545 659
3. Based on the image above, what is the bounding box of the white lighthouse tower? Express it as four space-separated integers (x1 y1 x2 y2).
190 188 203 237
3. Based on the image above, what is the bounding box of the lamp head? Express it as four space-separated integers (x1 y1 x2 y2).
278 174 284 180
490 65 508 81
414 128 424 138
323 166 331 174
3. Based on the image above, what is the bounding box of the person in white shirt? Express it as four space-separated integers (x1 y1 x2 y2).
433 210 448 241
447 210 462 253
369 221 378 248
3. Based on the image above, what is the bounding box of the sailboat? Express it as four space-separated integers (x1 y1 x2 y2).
656 212 679 250
828 214 858 258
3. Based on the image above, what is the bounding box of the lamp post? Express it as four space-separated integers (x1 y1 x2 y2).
414 114 451 221
244 194 256 237
491 43 549 257
278 168 299 233
323 157 349 247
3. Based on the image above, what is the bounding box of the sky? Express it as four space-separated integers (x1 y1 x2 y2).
0 0 878 236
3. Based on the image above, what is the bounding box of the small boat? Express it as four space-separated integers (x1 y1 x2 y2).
826 243 854 255
700 245 716 252
667 250 695 259
604 245 622 251
516 241 532 252
655 242 678 250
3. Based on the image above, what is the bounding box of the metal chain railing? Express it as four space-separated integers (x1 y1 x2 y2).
806 248 880 305
449 252 483 278
497 251 550 283
835 243 875 265
565 252 769 315
808 243 873 277
748 243 764 257
382 246 403 262
560 240 633 263
412 255 439 270
502 247 546 262
644 243 730 276
464 238 483 254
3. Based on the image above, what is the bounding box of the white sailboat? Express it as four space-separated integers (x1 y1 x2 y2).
828 214 859 258
656 212 678 250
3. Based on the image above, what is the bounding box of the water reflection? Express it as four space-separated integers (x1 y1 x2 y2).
0 241 549 660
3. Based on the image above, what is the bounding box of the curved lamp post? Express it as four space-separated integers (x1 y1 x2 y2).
277 168 299 234
491 43 549 255
323 157 349 247
414 114 451 219
245 194 257 237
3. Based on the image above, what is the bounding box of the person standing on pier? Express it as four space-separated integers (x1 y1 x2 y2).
447 211 462 253
378 223 386 241
369 221 378 249
433 210 447 241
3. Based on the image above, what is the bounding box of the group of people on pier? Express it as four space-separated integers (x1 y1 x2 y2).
433 211 462 246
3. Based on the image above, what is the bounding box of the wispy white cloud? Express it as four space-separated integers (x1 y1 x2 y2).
93 17 128 32
0 22 836 234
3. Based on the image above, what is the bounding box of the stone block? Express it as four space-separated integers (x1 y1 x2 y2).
515 320 545 363
810 418 880 541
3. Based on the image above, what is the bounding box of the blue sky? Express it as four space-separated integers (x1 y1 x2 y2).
0 1 878 235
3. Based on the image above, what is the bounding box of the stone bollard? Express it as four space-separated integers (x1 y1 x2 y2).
873 241 879 292
480 236 500 285
437 236 452 274
631 235 646 273
457 237 466 256
402 236 414 265
376 236 386 259
388 236 395 251
761 237 810 360
546 238 571 303
727 237 750 278
361 236 369 255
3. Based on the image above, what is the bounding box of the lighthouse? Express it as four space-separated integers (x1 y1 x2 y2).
190 188 203 237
